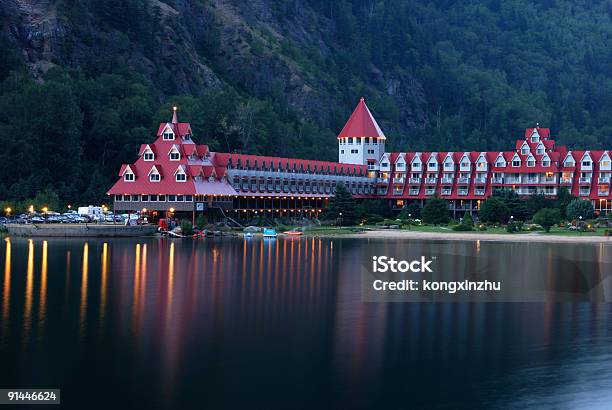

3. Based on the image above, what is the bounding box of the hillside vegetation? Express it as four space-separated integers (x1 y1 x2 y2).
1 0 612 203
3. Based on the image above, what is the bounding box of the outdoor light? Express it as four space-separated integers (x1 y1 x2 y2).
169 207 175 213
5 207 11 216
42 207 48 214
29 205 34 213
142 208 147 213
67 204 72 209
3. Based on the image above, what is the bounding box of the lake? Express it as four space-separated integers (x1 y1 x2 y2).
1 236 612 409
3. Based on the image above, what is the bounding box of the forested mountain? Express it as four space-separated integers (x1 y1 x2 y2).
1 0 612 204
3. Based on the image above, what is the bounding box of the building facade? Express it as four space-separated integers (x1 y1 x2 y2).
108 100 612 221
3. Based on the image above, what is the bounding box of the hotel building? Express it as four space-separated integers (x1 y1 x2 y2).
107 98 612 220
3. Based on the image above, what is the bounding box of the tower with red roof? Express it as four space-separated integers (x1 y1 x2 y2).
338 98 386 166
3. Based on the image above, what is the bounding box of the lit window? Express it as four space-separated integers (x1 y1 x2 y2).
602 161 610 167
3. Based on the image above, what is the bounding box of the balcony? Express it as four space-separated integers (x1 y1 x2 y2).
475 189 486 196
579 177 592 184
599 177 611 183
474 177 487 184
458 177 470 184
393 177 405 184
393 188 403 195
505 178 521 184
579 189 591 196
425 178 437 185
542 177 556 184
598 190 609 196
491 177 504 184
560 178 572 184
441 177 453 184
409 188 420 195
458 188 469 196
425 188 436 195
441 189 452 196
409 177 421 184
377 178 389 185
518 188 537 195
525 177 539 184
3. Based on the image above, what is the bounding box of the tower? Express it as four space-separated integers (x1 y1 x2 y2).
337 98 386 165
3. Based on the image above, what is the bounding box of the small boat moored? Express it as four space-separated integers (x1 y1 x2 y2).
283 230 303 236
263 228 278 238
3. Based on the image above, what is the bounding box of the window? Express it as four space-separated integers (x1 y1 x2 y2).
512 160 520 167
185 195 193 202
478 162 486 168
141 195 149 202
351 149 358 154
496 161 505 167
542 160 550 167
124 173 135 182
602 161 610 167
365 137 370 144
131 195 139 202
340 150 345 154
176 173 187 182
536 147 544 154
461 162 469 168
168 195 176 202
158 195 166 202
163 131 174 140
367 149 375 154
348 137 353 144
565 160 575 167
521 147 529 155
527 159 535 167
170 152 180 161
144 152 154 161
176 195 184 202
123 195 131 201
372 139 377 145
150 173 160 182
397 163 404 168
382 162 389 168
115 195 122 202
413 162 420 169
150 195 158 201
184 134 191 140
582 161 591 167
531 135 539 143
429 162 436 168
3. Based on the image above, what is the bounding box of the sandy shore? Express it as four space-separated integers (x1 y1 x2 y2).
323 229 612 243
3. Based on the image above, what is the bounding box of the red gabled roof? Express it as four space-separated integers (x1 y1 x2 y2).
524 127 551 139
337 98 386 140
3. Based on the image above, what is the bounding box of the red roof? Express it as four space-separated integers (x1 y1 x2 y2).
337 98 386 140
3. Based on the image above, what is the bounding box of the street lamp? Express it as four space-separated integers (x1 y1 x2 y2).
4 207 11 217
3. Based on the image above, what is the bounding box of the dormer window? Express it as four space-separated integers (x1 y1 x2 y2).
512 160 521 167
150 173 160 182
124 172 135 182
428 162 436 169
412 162 420 169
170 152 180 160
183 133 191 141
582 160 591 167
144 152 154 161
521 146 529 155
163 131 174 140
536 144 544 155
542 159 550 167
176 173 187 182
382 162 389 168
461 162 469 168
527 159 535 167
496 161 505 167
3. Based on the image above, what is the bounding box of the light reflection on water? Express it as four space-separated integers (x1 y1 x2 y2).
0 237 611 409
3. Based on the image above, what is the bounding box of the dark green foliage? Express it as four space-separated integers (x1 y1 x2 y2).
566 199 595 221
357 200 392 219
195 214 207 230
533 208 561 232
462 213 474 227
556 187 576 219
479 197 510 224
325 183 357 225
422 196 449 225
527 194 555 215
400 202 422 219
180 219 194 235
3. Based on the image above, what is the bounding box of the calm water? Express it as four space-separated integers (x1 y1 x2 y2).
1 236 612 409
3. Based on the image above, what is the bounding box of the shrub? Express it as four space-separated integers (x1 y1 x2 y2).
422 196 449 225
566 199 594 221
452 224 473 231
180 219 194 235
533 208 561 232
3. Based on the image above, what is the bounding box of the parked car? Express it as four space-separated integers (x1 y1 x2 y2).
31 216 45 223
0 217 7 225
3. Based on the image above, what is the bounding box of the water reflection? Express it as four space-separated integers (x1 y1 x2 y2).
0 237 611 409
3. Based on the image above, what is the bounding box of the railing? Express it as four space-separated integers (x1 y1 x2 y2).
560 178 572 184
409 178 421 184
474 178 487 184
441 189 452 196
409 189 420 195
598 190 609 196
441 177 453 184
458 190 468 195
426 178 437 184
505 178 521 184
579 189 591 196
579 177 592 183
491 178 504 184
599 177 610 183
394 177 405 184
378 178 389 184
475 189 486 196
525 178 539 183
425 189 436 195
542 177 556 184
458 177 469 184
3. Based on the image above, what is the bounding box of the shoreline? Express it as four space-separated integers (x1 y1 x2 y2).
314 229 612 243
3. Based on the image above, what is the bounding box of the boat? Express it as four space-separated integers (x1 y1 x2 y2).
244 232 254 238
263 228 277 238
283 230 303 236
